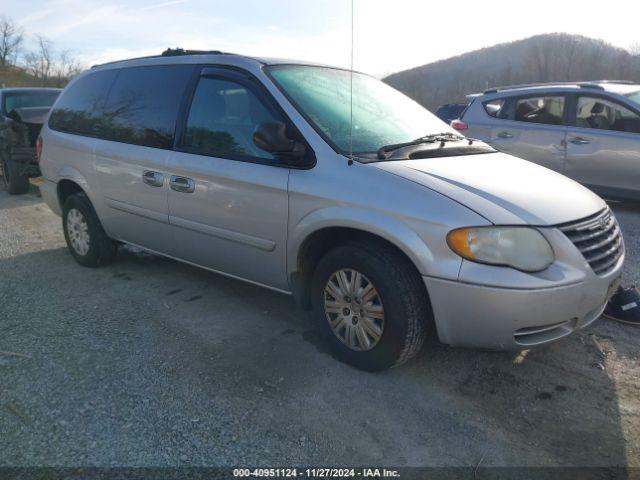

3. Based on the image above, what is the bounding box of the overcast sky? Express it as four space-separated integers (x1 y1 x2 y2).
3 0 639 77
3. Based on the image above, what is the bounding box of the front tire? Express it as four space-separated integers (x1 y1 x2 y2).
1 156 29 195
62 193 117 267
311 242 429 371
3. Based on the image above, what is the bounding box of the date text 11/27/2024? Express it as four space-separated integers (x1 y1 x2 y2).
232 468 400 478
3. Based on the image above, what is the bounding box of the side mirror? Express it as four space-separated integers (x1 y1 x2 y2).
253 121 305 159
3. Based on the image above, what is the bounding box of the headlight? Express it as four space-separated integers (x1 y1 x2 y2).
447 226 554 272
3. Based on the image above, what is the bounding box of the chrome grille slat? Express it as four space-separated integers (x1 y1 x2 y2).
583 236 623 263
558 208 623 276
577 226 620 253
562 218 616 243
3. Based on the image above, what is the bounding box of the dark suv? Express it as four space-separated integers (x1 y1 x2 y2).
0 88 61 194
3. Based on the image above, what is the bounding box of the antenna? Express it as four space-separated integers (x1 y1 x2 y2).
348 0 354 166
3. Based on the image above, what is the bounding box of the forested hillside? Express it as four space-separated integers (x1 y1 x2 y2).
384 34 640 111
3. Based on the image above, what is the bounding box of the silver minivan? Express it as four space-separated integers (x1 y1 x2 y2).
454 81 640 201
38 51 624 370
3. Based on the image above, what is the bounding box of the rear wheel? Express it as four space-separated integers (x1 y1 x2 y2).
311 242 429 371
1 155 29 195
62 193 117 267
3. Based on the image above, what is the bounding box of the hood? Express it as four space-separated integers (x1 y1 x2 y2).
372 152 606 225
10 106 51 125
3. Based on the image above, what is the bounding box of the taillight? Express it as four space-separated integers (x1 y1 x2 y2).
450 119 468 131
36 135 43 163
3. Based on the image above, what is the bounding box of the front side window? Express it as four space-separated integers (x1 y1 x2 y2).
267 65 447 154
514 96 565 125
49 70 117 136
181 76 281 161
576 96 640 134
100 65 193 149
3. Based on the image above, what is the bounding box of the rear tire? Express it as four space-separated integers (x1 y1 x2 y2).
2 156 29 195
62 193 117 267
311 242 429 371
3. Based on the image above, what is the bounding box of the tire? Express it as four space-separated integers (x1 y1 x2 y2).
2 156 29 195
62 193 117 267
311 242 429 371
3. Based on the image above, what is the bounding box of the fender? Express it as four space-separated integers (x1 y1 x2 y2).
287 206 437 279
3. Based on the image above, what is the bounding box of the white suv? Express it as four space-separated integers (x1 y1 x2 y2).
454 81 640 201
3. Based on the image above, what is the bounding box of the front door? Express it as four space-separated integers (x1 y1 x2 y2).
565 95 640 198
165 68 291 291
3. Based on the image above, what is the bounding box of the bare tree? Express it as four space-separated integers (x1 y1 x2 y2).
630 43 640 56
54 49 83 81
24 34 54 85
0 15 24 67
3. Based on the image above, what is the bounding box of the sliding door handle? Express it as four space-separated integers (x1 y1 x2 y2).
142 170 164 187
569 137 590 145
497 131 514 139
170 175 195 193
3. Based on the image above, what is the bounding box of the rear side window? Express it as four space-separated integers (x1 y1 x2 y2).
514 96 565 125
576 96 640 134
181 76 282 161
101 65 193 149
483 99 506 118
49 70 117 136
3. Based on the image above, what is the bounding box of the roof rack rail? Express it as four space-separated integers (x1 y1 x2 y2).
483 82 579 94
591 80 636 85
92 48 229 69
161 47 226 57
577 83 605 90
483 79 637 95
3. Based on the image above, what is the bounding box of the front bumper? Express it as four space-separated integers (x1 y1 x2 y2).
424 261 622 350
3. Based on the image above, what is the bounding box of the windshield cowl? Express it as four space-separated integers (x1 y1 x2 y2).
356 140 495 163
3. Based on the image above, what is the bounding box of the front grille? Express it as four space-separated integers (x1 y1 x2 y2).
558 208 624 276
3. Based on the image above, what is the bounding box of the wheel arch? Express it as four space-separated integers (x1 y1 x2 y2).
288 208 434 310
55 167 93 209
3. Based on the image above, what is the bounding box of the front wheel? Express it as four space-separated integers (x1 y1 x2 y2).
311 242 429 371
62 193 117 267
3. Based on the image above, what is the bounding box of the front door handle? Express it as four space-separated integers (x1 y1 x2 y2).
169 175 195 193
569 137 590 145
142 170 164 187
497 131 514 139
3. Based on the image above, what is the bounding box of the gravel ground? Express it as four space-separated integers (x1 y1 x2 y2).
0 187 638 468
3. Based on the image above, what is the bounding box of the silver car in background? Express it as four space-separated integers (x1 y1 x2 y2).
38 52 624 371
453 81 640 201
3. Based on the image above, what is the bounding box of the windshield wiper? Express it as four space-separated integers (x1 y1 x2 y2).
377 132 468 160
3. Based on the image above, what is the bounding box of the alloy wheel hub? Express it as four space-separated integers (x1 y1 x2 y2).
323 268 385 352
67 208 90 256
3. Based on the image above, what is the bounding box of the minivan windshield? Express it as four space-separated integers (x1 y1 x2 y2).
267 65 452 155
